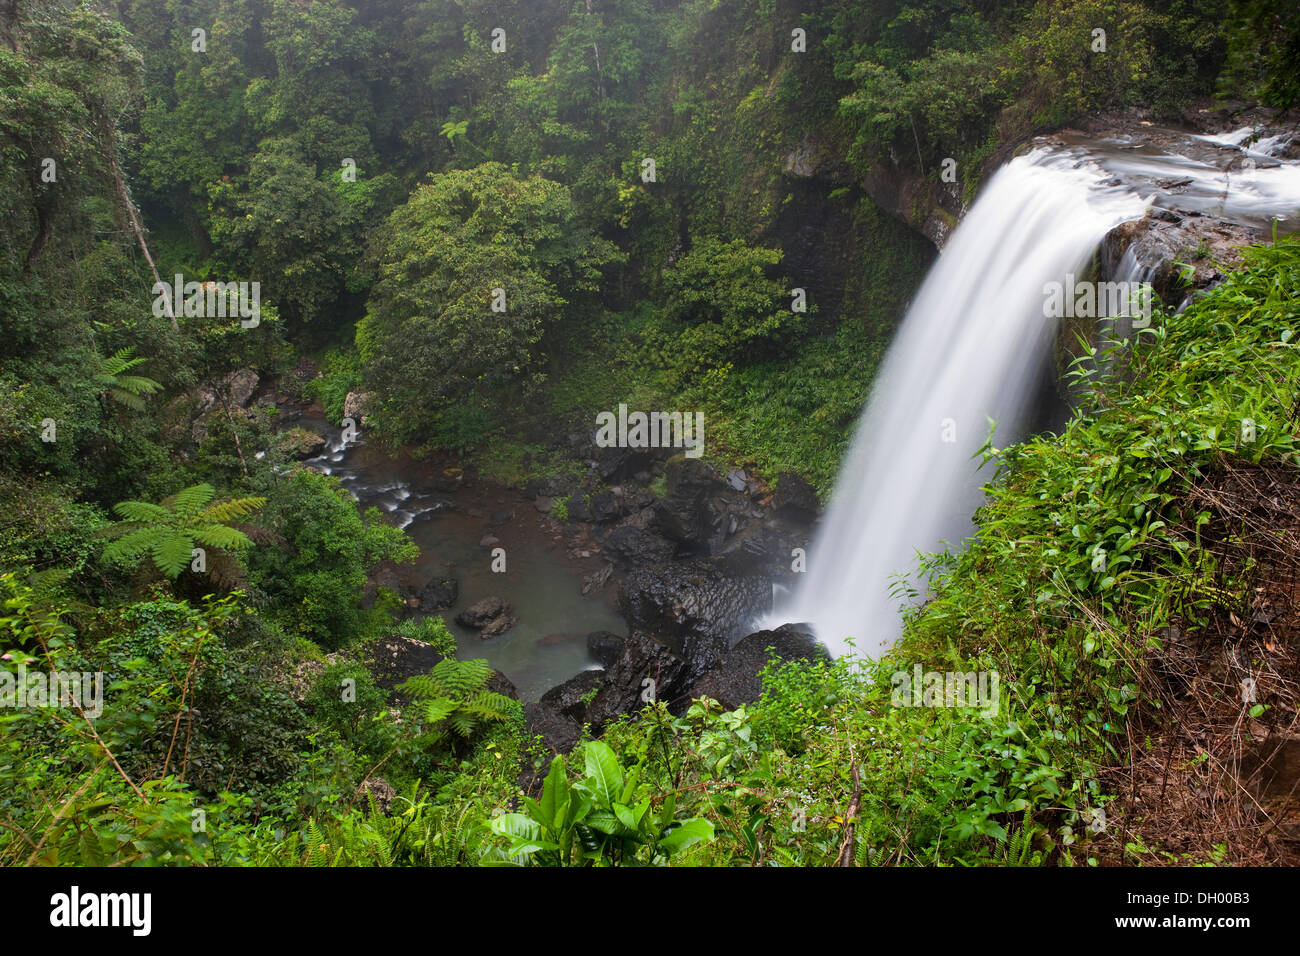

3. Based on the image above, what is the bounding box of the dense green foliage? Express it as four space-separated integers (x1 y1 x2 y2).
357 161 621 442
248 469 416 647
0 0 1295 869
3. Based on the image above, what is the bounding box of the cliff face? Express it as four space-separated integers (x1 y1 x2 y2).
782 133 964 250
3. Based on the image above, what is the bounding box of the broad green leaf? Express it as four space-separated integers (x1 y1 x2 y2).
583 740 623 808
658 817 714 853
539 755 569 830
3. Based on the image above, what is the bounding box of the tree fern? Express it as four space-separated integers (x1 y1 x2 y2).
100 484 265 581
170 483 216 520
399 657 516 750
91 347 161 411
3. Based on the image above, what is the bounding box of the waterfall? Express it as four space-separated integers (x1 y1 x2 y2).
767 148 1152 657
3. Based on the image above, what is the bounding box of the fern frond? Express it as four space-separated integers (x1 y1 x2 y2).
424 697 457 725
101 526 167 564
108 388 147 411
192 524 253 551
104 347 147 374
399 674 441 699
151 531 196 578
111 500 172 523
449 711 477 738
432 658 490 696
197 496 266 524
112 374 162 397
167 484 216 521
462 690 514 722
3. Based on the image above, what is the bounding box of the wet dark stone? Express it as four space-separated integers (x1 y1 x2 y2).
587 630 626 668
420 577 459 611
688 624 830 710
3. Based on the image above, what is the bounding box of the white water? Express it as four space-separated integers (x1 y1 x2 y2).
766 149 1152 656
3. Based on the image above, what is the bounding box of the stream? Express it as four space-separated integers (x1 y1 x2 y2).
293 412 627 702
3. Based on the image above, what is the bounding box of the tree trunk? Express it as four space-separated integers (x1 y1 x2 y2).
109 151 177 331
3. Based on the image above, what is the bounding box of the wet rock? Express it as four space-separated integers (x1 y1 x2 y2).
651 457 723 548
365 635 446 690
601 526 676 568
342 390 372 421
480 614 518 639
617 557 770 656
774 472 820 519
273 427 327 460
456 596 511 628
221 368 259 408
487 670 519 700
356 776 396 815
595 445 654 483
566 493 593 523
524 702 583 754
582 562 614 595
590 490 622 523
420 577 459 611
583 631 692 729
538 669 605 721
364 633 518 699
587 630 625 668
726 468 748 491
688 625 829 710
363 563 420 610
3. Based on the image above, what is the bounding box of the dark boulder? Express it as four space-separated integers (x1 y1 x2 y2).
596 445 654 483
523 662 607 754
365 634 519 701
774 472 820 519
538 668 605 721
617 557 770 657
363 563 420 610
589 490 622 523
583 630 692 729
480 614 518 639
581 563 614 595
487 670 519 700
587 630 625 668
566 493 593 523
600 525 675 568
524 702 583 755
365 634 446 690
651 457 722 548
456 596 511 628
688 625 829 710
420 576 459 611
355 776 397 815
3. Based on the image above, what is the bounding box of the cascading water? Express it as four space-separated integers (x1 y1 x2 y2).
766 149 1151 656
768 129 1300 658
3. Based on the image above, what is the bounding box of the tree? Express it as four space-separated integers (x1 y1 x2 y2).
356 161 621 441
248 468 416 648
205 139 354 328
100 483 265 581
651 237 798 382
